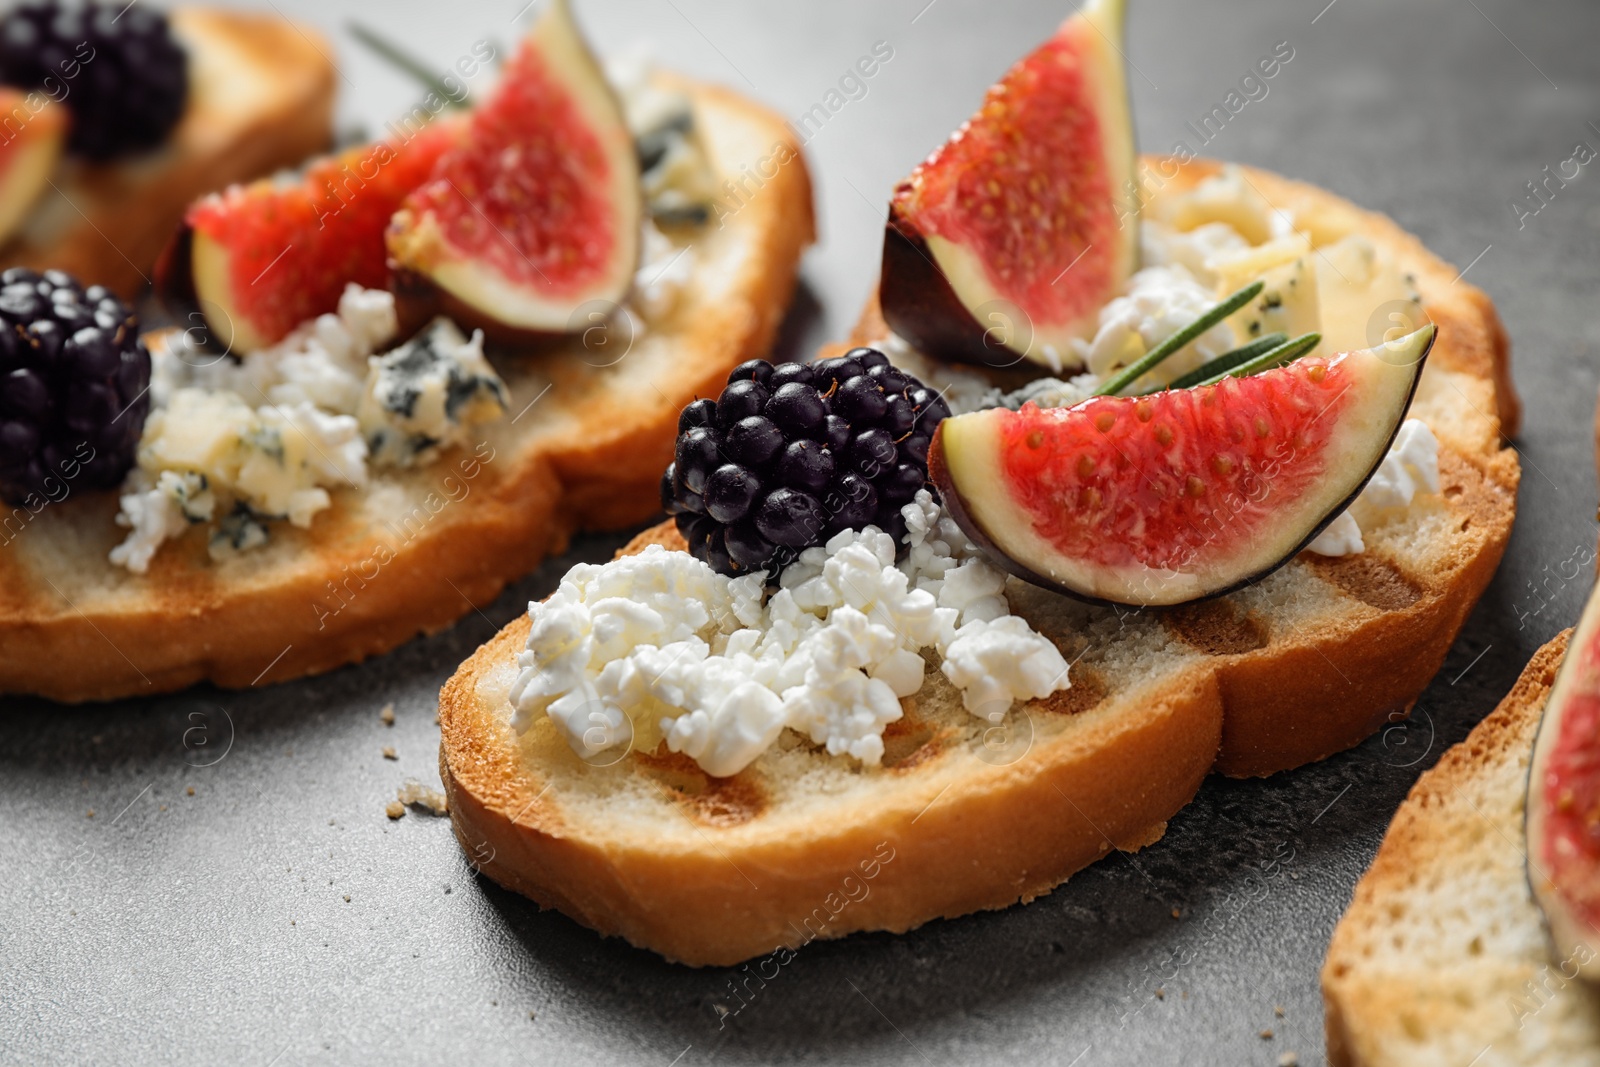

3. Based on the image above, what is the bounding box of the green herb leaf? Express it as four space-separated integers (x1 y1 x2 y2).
1193 331 1322 388
1093 281 1265 397
1164 332 1288 390
347 23 470 111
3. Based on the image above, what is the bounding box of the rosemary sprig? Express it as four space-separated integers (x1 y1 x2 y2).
1093 280 1264 398
1193 331 1321 387
1163 332 1287 391
347 22 470 110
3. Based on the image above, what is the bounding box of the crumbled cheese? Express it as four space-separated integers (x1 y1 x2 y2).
632 221 695 321
155 284 396 414
358 317 508 468
1306 511 1364 557
1306 419 1440 558
509 491 1070 778
111 388 369 570
1140 220 1252 286
109 471 215 574
608 46 718 225
1077 265 1237 386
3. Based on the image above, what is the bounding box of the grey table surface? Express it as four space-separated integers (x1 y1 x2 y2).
3 0 1598 1063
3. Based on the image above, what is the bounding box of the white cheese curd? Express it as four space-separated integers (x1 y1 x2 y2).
1076 264 1237 386
1306 419 1440 558
109 471 215 574
358 317 509 469
1307 511 1365 558
631 221 696 322
1140 220 1250 286
109 388 370 571
155 284 396 414
509 490 1070 778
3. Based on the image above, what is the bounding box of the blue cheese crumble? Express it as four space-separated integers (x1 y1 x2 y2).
358 317 508 468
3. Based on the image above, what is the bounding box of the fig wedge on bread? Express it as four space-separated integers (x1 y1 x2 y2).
0 36 814 702
0 6 337 297
1322 629 1600 1066
437 159 1517 966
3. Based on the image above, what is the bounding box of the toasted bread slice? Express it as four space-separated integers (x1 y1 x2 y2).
1320 630 1600 1066
0 79 813 702
0 7 336 297
436 160 1518 967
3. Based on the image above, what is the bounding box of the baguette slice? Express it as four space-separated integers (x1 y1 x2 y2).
0 7 337 297
1321 630 1600 1067
0 79 813 702
437 160 1518 966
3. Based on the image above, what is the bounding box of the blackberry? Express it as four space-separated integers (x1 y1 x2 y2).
661 350 951 577
0 1 188 161
0 267 149 504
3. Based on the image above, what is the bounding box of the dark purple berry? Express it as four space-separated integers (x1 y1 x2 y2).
820 414 851 452
826 473 878 533
849 428 898 476
880 463 927 505
705 464 761 524
774 439 834 494
756 487 827 547
725 521 774 571
0 1 188 161
678 397 716 433
813 355 863 388
899 432 932 466
702 527 732 574
716 379 768 430
724 415 783 468
660 464 680 515
768 362 814 389
765 382 825 434
882 394 916 436
0 270 148 505
834 374 887 422
674 426 720 494
726 358 774 387
846 347 891 371
661 346 948 577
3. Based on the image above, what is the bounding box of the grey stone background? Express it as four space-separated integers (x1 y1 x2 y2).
3 0 1598 1063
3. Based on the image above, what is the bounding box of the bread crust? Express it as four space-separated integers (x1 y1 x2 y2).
0 81 814 702
435 159 1520 967
441 612 1222 967
1320 632 1578 1067
0 8 338 298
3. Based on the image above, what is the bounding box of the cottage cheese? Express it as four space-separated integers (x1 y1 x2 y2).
1306 419 1440 557
510 490 1070 777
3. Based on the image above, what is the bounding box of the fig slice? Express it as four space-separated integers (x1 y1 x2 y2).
386 0 641 344
156 120 459 354
1528 581 1600 979
929 325 1435 607
0 89 66 247
880 0 1136 371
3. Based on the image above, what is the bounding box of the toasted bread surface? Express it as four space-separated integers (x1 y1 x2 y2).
1321 631 1600 1067
437 160 1518 965
0 8 337 298
0 80 814 702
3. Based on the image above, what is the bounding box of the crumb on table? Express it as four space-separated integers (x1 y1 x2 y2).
382 746 397 761
385 801 406 820
380 703 395 727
